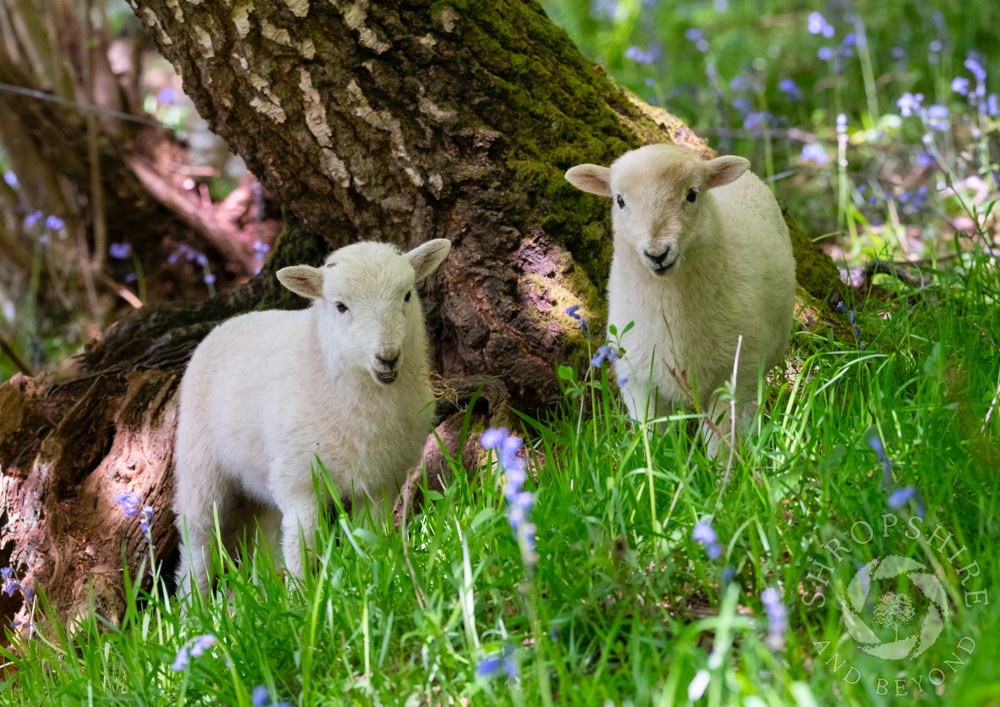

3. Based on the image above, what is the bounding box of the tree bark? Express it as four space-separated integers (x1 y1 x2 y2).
0 0 843 630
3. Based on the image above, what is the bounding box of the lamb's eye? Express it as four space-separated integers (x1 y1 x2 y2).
404 291 412 302
616 194 625 209
686 188 698 203
335 302 348 313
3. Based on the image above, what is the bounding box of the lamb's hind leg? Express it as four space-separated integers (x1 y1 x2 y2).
174 457 238 601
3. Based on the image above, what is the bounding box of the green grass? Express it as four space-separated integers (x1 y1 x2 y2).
3 245 998 705
2 2 998 704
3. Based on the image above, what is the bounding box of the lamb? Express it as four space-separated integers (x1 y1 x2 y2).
565 144 796 455
173 238 452 597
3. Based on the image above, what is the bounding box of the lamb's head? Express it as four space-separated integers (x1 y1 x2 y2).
276 239 451 384
565 144 749 276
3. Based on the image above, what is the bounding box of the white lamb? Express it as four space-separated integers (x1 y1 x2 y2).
565 144 795 455
173 238 452 597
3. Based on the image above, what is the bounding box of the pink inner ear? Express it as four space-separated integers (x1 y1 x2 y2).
706 157 750 189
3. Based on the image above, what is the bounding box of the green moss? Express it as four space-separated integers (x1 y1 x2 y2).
784 207 843 306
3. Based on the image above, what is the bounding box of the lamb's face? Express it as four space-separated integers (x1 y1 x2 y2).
609 147 708 276
277 239 452 385
320 247 416 384
565 144 750 277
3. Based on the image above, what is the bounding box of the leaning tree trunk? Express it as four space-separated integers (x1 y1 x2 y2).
0 0 843 630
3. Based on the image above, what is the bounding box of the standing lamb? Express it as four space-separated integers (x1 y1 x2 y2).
173 239 451 597
565 144 795 455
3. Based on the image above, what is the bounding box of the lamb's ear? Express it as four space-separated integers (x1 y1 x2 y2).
276 265 324 299
407 238 452 281
705 156 750 189
565 164 612 196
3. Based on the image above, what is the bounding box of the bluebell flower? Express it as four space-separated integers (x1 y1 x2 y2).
778 78 802 100
3 172 17 188
817 46 834 62
684 27 709 53
761 587 787 650
481 428 537 569
888 486 915 508
743 111 771 133
897 92 923 118
477 644 518 679
800 143 828 165
171 647 190 671
204 273 217 285
172 633 217 671
988 94 998 117
731 97 752 117
836 113 848 134
24 211 43 228
114 491 141 518
565 304 589 335
481 427 508 450
624 44 660 65
156 87 177 105
926 104 950 131
1 567 21 597
807 11 834 38
189 634 216 657
139 505 154 540
44 215 64 230
591 344 619 368
952 77 970 96
688 669 710 701
589 0 618 20
252 686 270 706
252 685 292 707
692 518 722 560
964 56 987 83
109 242 132 260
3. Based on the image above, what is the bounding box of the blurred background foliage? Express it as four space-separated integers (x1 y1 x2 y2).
0 0 997 381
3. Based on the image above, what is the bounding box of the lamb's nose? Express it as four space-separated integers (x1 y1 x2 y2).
376 352 399 368
644 247 670 264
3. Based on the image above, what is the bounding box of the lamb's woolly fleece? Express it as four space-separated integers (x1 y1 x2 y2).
566 144 795 455
173 239 451 597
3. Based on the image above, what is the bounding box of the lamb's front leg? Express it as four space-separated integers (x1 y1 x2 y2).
276 487 320 579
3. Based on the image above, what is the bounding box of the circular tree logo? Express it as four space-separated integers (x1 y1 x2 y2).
839 555 950 660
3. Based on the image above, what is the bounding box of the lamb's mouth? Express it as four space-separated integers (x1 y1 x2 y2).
374 369 398 384
649 259 677 276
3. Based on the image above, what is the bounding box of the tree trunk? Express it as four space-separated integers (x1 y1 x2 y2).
0 0 842 630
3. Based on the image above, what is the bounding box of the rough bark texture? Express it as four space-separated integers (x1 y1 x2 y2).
0 0 843 631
